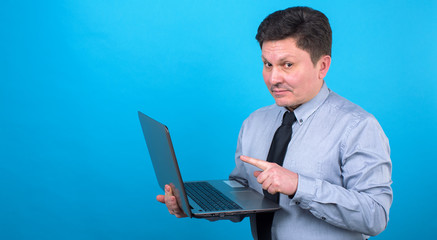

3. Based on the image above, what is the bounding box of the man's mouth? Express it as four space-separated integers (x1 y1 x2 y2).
272 89 290 96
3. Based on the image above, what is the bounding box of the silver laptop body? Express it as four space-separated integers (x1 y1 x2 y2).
138 111 280 218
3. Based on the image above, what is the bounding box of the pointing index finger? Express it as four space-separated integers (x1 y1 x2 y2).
240 155 270 170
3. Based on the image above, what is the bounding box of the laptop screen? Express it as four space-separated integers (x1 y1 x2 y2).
138 111 192 217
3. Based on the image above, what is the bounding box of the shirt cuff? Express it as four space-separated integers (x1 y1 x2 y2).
290 174 319 209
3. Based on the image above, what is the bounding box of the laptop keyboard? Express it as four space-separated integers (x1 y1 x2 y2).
184 182 242 212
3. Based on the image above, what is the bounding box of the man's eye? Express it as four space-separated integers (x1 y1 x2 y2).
264 62 272 68
285 63 293 68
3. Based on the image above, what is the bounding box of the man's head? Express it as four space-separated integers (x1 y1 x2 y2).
256 7 332 65
256 7 332 110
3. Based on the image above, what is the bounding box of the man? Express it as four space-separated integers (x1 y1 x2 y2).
157 6 392 240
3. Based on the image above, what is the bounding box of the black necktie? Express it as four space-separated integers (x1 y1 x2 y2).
256 111 296 240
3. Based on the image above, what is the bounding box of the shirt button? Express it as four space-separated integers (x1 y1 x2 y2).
295 201 300 205
299 119 303 123
321 217 326 221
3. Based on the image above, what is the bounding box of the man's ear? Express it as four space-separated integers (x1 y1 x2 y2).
318 55 331 79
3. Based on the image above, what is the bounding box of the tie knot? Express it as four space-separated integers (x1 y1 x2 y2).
282 111 296 126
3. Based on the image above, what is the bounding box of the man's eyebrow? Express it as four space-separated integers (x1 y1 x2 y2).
261 55 269 62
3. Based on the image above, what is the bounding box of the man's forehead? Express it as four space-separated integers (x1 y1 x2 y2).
261 38 310 61
261 37 298 48
261 53 297 62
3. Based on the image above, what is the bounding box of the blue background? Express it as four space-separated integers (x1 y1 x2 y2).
1 0 436 239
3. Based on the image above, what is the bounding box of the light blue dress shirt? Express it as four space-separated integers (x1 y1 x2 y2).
230 83 393 240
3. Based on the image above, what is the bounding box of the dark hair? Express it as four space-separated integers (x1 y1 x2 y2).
255 6 332 65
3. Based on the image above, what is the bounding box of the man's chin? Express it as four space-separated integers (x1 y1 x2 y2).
275 98 291 107
275 100 300 110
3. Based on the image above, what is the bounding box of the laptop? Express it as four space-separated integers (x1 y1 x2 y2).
138 111 280 218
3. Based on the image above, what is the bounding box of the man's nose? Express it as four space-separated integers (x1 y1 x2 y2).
270 68 283 85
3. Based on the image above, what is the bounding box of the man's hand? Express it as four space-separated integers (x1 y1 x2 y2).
156 184 188 218
240 155 299 196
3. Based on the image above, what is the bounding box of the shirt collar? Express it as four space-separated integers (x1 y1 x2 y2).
292 82 330 125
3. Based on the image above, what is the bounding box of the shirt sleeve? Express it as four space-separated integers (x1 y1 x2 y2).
292 116 393 236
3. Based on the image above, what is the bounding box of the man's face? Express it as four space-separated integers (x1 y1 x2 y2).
261 37 329 110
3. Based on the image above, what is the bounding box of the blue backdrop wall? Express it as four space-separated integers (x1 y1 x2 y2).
1 0 436 239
